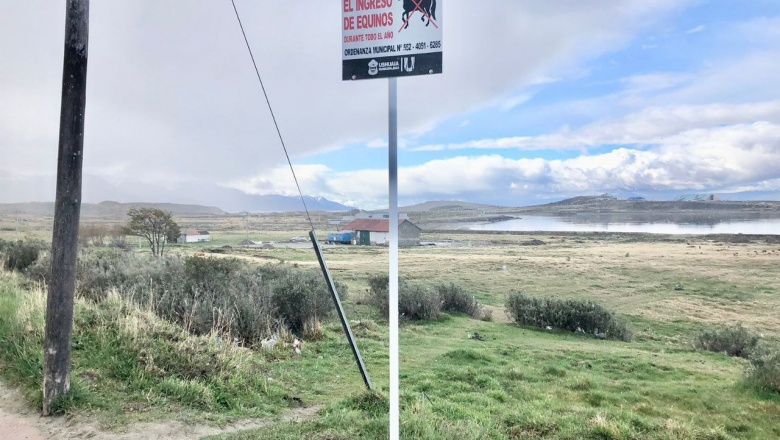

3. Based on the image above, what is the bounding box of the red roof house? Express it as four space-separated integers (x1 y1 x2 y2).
341 218 421 246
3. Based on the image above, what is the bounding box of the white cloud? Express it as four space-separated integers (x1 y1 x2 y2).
500 94 533 111
232 119 780 208
0 0 694 202
366 138 388 149
227 164 333 197
216 10 780 207
735 17 780 45
685 24 706 34
411 100 780 152
9 0 779 209
620 72 693 96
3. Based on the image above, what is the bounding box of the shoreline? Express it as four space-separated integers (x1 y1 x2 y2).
420 228 780 243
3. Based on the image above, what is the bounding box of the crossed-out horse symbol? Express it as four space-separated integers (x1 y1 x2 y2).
400 0 438 31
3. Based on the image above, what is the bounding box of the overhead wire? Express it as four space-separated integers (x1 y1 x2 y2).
229 0 315 231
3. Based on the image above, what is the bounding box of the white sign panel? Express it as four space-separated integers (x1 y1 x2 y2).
342 0 442 80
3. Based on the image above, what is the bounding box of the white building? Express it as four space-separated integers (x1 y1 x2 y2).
179 230 211 243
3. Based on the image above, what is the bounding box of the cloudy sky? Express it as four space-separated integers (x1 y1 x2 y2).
1 0 779 209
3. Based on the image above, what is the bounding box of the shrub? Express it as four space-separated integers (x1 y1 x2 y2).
22 248 342 344
367 275 442 321
1 239 47 273
746 345 780 393
79 223 112 247
148 257 338 342
0 282 289 414
24 249 51 282
367 274 390 316
504 292 632 341
436 283 484 319
270 268 336 333
400 284 442 320
694 324 760 358
108 225 130 250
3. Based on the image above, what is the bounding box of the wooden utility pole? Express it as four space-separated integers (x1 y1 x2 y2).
43 0 89 416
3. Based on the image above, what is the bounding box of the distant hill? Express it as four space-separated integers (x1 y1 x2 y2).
0 171 354 213
226 194 354 213
541 194 619 208
0 196 354 216
0 201 225 216
398 200 505 213
522 195 780 213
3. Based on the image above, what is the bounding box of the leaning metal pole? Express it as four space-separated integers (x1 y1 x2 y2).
43 0 89 416
309 230 374 391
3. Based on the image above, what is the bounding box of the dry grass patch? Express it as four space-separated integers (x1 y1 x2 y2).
637 298 780 336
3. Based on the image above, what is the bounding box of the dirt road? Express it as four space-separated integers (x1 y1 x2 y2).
0 380 45 440
0 379 318 440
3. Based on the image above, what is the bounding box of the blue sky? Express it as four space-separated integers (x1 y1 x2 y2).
291 0 780 207
1 1 779 209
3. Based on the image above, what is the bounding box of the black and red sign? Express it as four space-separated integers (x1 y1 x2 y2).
342 0 443 80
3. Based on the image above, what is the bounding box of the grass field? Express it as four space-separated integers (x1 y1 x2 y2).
1 216 779 439
199 230 780 439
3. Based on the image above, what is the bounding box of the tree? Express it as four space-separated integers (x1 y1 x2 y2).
123 207 179 257
166 220 182 245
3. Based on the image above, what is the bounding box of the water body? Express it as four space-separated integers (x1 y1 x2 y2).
468 215 780 235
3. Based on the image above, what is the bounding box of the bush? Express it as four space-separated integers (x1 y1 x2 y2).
0 281 289 414
23 248 341 344
367 274 390 316
400 284 442 320
79 223 111 247
0 239 47 273
695 324 760 358
270 269 337 333
367 275 442 321
746 345 780 393
23 249 51 282
436 283 484 319
504 292 632 341
150 257 338 342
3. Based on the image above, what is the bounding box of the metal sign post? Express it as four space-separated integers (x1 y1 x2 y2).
388 76 399 439
342 2 442 438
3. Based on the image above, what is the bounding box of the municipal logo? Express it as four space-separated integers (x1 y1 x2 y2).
368 59 379 76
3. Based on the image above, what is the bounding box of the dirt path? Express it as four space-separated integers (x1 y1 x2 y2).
0 380 46 440
0 379 320 440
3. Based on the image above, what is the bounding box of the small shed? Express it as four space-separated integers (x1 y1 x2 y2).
179 230 211 243
342 218 421 246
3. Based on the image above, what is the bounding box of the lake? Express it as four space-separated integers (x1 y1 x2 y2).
468 215 780 235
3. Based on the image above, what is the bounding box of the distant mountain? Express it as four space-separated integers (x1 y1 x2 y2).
0 172 353 213
699 191 780 202
542 194 619 207
0 201 225 216
399 200 505 212
520 195 780 214
226 193 354 213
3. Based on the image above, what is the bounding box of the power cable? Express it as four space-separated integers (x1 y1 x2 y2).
229 0 314 231
229 0 375 395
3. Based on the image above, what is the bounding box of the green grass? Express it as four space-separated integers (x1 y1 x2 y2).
3 230 780 438
209 315 780 439
396 317 780 439
0 270 386 428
